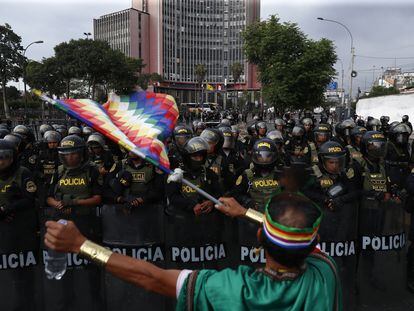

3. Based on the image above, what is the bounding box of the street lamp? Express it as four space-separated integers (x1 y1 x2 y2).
317 17 355 116
84 32 92 39
23 40 43 118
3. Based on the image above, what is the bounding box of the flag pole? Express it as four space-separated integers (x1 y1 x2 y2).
34 90 222 206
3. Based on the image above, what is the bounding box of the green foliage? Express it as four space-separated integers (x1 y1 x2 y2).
194 64 207 84
0 85 20 100
231 62 243 83
365 86 400 98
0 23 25 117
243 15 337 111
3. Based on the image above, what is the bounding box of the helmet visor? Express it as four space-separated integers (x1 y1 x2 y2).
253 150 276 165
396 133 409 145
323 155 346 175
366 141 386 158
58 151 83 169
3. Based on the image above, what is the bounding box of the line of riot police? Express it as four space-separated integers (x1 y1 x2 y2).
0 113 413 310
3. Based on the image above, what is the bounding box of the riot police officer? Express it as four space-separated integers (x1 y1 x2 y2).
45 134 102 310
347 126 366 166
380 116 390 136
87 133 114 185
165 137 223 269
301 117 314 143
169 125 193 170
200 128 225 186
39 124 53 139
194 121 206 136
274 118 286 136
13 125 38 171
266 130 285 169
0 139 38 310
402 114 413 131
36 130 61 203
230 138 282 266
284 125 311 166
302 141 360 310
386 122 411 196
309 124 332 165
357 131 407 307
333 119 356 148
82 126 94 140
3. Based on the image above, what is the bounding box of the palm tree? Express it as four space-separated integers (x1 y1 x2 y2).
194 64 207 116
231 62 243 110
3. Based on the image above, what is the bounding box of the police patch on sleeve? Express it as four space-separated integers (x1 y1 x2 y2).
236 175 243 186
26 181 37 193
346 168 355 179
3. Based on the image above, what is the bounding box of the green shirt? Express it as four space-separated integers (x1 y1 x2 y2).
177 252 342 311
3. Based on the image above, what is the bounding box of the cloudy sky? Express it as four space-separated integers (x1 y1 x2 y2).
1 0 414 95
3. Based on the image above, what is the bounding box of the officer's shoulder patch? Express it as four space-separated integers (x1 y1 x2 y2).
26 180 37 193
236 175 243 186
346 168 355 179
303 147 309 153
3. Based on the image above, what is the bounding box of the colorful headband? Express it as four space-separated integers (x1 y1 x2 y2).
263 192 322 250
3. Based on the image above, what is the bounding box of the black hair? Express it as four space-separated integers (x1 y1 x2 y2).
261 192 321 268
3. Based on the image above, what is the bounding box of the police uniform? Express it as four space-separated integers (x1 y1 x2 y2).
0 140 38 311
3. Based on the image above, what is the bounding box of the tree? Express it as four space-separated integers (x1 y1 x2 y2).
0 23 25 118
231 62 244 109
364 86 400 98
243 15 337 111
194 64 206 106
26 57 66 97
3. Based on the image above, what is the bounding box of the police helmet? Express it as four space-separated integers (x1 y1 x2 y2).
252 138 277 169
13 125 34 144
266 130 284 145
0 128 10 139
366 118 381 131
87 133 106 149
182 137 209 170
58 135 87 169
0 139 16 171
389 122 411 145
255 121 267 132
222 127 235 149
247 123 256 136
350 126 367 143
68 126 82 136
55 125 68 138
82 126 93 138
313 124 332 144
44 130 62 144
39 124 53 138
286 119 296 130
4 134 23 153
274 118 286 130
335 119 356 138
220 118 232 127
200 128 224 153
360 131 387 159
291 125 305 140
318 141 346 175
231 125 240 136
402 115 410 123
356 119 365 127
302 118 313 126
253 115 260 121
195 122 206 135
380 116 390 124
173 125 193 148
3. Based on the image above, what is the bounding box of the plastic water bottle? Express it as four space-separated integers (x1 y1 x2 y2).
44 219 68 280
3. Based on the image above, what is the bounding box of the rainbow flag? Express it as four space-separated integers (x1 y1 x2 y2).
33 90 178 173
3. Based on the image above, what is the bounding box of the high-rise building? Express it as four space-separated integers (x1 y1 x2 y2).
95 0 260 103
93 7 150 72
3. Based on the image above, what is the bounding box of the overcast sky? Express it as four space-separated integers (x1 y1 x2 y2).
1 0 414 95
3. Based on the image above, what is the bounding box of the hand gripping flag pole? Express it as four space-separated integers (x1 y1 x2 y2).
33 90 221 205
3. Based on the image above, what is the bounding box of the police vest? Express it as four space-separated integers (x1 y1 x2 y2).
245 169 281 210
0 167 23 206
54 164 93 204
42 159 58 177
312 165 334 189
346 145 364 166
180 169 207 201
121 159 154 197
206 155 223 177
362 163 387 193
